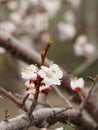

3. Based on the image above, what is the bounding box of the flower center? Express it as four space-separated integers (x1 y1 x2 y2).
51 70 56 74
46 72 52 78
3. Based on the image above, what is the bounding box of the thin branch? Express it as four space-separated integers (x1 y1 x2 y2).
53 86 72 108
0 86 28 112
79 76 98 114
41 39 53 66
0 29 50 66
28 79 41 120
4 109 10 122
22 94 29 106
73 54 98 75
14 93 52 108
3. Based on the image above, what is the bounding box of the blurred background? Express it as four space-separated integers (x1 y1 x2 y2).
0 0 98 129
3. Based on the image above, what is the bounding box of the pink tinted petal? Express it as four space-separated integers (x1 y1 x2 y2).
74 87 81 93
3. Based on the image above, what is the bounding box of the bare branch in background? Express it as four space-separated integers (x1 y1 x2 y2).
73 55 98 75
53 86 72 108
79 75 98 114
0 86 28 112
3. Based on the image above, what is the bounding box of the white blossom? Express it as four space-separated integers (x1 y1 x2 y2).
10 12 22 25
41 32 50 43
70 77 84 92
76 35 88 44
28 94 34 100
55 127 63 130
41 128 48 130
25 80 36 94
0 21 16 34
0 47 6 54
63 10 76 24
38 64 63 86
25 80 34 88
21 65 38 80
19 0 29 13
24 12 49 34
74 35 88 56
82 43 95 58
34 13 49 32
49 64 63 79
42 0 61 18
68 0 81 8
58 22 76 41
74 35 96 58
40 84 51 92
7 1 18 10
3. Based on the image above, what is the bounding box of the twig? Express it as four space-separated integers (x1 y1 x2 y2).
4 109 10 122
53 86 72 108
0 86 28 112
22 94 29 106
28 79 41 120
14 93 52 108
41 39 53 66
73 53 98 75
79 76 98 114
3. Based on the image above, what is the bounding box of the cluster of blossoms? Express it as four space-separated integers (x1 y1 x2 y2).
21 64 63 98
57 10 76 41
0 0 82 47
73 35 96 60
0 0 62 44
70 77 84 93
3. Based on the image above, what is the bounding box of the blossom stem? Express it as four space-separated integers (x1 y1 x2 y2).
22 94 29 105
28 79 41 120
41 39 53 66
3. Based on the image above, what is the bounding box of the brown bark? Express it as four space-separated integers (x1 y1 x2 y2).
0 108 96 130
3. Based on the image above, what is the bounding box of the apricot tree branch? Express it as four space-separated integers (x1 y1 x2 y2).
0 86 28 112
0 29 98 123
0 108 96 130
0 29 50 66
